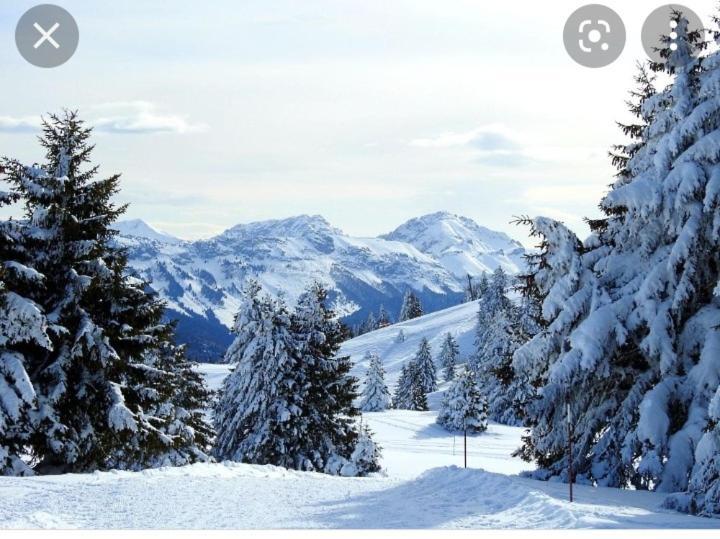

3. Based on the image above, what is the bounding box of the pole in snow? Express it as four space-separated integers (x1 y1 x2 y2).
567 398 573 503
464 417 467 469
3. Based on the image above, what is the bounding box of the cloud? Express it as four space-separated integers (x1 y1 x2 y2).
0 115 41 133
90 102 207 134
0 103 205 135
409 124 534 167
409 125 520 151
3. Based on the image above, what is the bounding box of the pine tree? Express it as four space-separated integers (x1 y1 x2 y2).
395 329 406 343
377 305 392 328
408 381 428 412
292 282 378 476
360 311 377 334
476 307 523 425
359 351 391 411
514 15 720 511
0 189 52 475
471 267 513 372
392 362 413 409
399 290 423 321
438 332 459 381
214 282 306 466
413 337 436 394
215 281 379 476
437 370 488 433
2 111 211 473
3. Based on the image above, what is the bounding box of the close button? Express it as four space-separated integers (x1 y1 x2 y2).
16 4 79 68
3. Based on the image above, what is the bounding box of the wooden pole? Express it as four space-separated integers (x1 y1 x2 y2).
567 400 573 503
464 421 467 469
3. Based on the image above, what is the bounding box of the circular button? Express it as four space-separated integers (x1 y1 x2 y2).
563 4 626 68
641 5 703 67
15 4 79 68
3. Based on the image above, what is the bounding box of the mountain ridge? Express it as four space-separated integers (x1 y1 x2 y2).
115 212 525 362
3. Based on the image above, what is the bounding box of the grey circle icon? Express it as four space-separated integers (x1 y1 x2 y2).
641 5 703 66
563 4 625 68
15 4 79 68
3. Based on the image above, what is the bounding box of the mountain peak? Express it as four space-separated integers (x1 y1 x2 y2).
114 219 182 244
219 214 341 240
382 212 524 277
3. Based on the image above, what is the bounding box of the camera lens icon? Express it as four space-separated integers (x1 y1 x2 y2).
564 4 626 68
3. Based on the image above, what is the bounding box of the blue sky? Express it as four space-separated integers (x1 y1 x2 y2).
1 0 717 242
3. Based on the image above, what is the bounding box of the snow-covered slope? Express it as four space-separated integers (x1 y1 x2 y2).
3 406 717 528
382 211 526 277
114 219 182 244
117 214 522 362
342 299 480 393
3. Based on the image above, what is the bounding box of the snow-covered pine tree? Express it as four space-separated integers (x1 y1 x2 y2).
436 370 488 433
464 274 477 302
359 351 391 411
475 306 523 425
514 16 720 509
214 281 306 466
292 282 379 476
392 361 426 410
408 381 428 412
413 337 437 394
510 216 604 471
471 267 513 371
399 290 423 321
377 305 392 328
2 111 211 473
395 329 406 343
0 189 52 475
438 332 459 381
215 281 379 476
392 362 413 409
360 311 377 334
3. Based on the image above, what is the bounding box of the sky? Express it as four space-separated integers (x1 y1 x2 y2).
1 0 718 244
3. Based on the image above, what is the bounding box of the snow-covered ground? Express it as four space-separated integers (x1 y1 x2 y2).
342 299 480 389
1 406 718 528
2 309 719 529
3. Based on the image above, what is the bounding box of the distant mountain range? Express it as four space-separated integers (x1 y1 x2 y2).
115 212 526 362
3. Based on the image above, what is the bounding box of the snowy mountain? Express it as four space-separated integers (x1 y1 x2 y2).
114 219 182 244
382 211 525 278
116 214 525 361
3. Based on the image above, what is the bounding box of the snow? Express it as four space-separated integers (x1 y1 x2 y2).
113 219 182 244
342 299 481 389
1 404 717 528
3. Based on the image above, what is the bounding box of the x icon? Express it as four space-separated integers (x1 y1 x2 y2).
33 22 60 49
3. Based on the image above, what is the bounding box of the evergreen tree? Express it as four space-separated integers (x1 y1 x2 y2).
0 189 52 475
292 282 378 475
215 281 379 476
413 337 437 394
438 332 459 381
408 381 428 412
399 290 423 321
2 111 211 473
476 307 523 425
464 274 477 302
392 362 414 409
514 15 720 513
360 311 377 334
359 351 391 411
377 305 392 328
214 282 306 466
395 329 406 343
436 370 488 433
